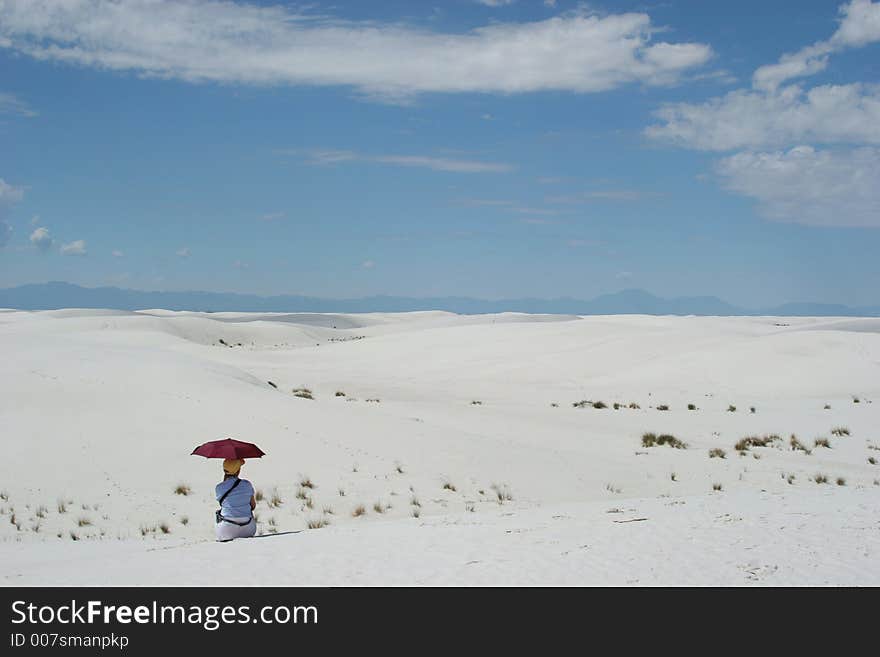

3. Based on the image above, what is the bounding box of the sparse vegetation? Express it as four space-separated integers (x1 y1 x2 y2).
322 506 334 515
338 487 346 496
254 489 264 502
335 391 346 397
709 448 726 459
641 432 687 449
70 531 79 541
687 403 697 411
442 481 457 492
372 501 387 514
471 400 482 406
491 483 513 503
550 403 559 408
830 427 850 436
656 404 669 411
853 397 860 403
0 491 7 501
712 483 722 491
572 400 591 408
35 505 47 519
750 406 756 414
292 387 314 400
628 402 641 409
159 522 171 534
605 483 622 494
727 405 737 412
790 434 812 454
412 508 421 518
57 500 67 514
365 398 381 403
824 404 831 410
787 474 796 485
307 517 329 529
814 438 831 448
869 457 877 465
410 496 421 507
267 381 277 389
299 477 315 489
77 517 92 527
180 516 189 526
174 483 191 496
592 401 607 409
836 477 846 486
735 434 781 452
814 474 828 484
395 462 405 474
351 505 366 518
268 488 283 508
295 487 309 501
670 472 677 482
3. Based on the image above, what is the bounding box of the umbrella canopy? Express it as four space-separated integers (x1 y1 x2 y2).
191 438 265 460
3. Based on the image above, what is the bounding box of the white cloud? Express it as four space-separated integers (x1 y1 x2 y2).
60 239 87 256
753 0 880 91
233 260 248 269
647 82 880 150
258 211 285 222
715 146 880 227
361 260 376 269
29 226 53 251
0 178 24 205
301 149 513 173
549 190 646 202
476 1 516 6
112 249 124 257
176 247 191 257
0 1 712 101
0 92 37 117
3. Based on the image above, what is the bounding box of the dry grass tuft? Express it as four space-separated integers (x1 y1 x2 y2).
712 483 723 491
789 434 812 454
687 403 697 410
174 483 191 496
442 481 457 492
351 505 366 518
836 477 846 486
727 405 737 412
299 477 315 489
735 434 781 452
709 448 726 459
642 433 687 449
292 387 314 400
372 501 387 514
335 391 346 397
814 438 831 448
307 517 329 529
491 483 513 503
656 404 669 411
830 427 850 437
813 474 828 484
77 517 91 527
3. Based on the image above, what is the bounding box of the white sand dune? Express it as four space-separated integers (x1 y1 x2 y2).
1 309 878 585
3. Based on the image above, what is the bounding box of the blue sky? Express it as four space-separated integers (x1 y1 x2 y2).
1 0 878 307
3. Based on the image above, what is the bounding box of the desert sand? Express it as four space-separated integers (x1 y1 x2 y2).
1 309 878 585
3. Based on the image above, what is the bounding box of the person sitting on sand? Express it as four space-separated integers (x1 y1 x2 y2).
215 458 256 542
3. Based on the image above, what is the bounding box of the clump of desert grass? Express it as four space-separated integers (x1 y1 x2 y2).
869 457 877 465
550 402 559 408
299 476 315 489
712 483 723 491
656 404 669 411
174 483 191 496
824 403 831 410
813 474 828 484
830 427 850 437
790 434 812 454
592 401 607 409
56 500 68 514
708 448 726 459
322 505 334 515
0 491 7 502
292 387 314 400
372 501 388 514
69 531 80 541
295 487 310 501
641 433 686 449
410 496 421 507
159 522 171 534
335 391 346 397
394 462 405 474
365 398 381 403
836 477 846 486
268 488 283 508
750 406 756 414
735 434 781 453
605 483 622 494
338 487 346 496
35 505 47 519
471 400 482 406
491 483 513 503
180 516 189 526
628 402 641 409
687 403 697 411
77 517 92 527
814 438 831 449
853 396 860 403
727 405 737 412
442 481 457 492
307 517 329 530
670 472 678 482
254 489 265 502
351 505 366 518
412 508 421 518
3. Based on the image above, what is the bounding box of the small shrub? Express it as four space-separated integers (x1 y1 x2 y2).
712 483 722 491
322 506 334 515
70 531 79 541
592 401 607 409
572 400 592 408
394 462 405 474
295 487 309 500
736 434 781 452
687 403 697 411
814 474 828 484
255 489 264 502
628 402 641 409
338 487 346 496
670 472 677 482
35 505 47 519
727 405 737 412
853 397 860 403
787 474 796 485
642 433 686 449
830 427 850 437
307 517 329 529
550 403 559 408
471 400 482 406
299 477 315 489
750 406 756 414
814 438 830 448
303 497 314 510
335 391 346 397
180 516 189 526
869 457 877 465
292 387 314 400
77 517 91 527
836 477 846 486
709 448 726 459
0 491 7 501
656 405 669 411
605 483 622 494
412 508 421 518
174 483 191 496
351 505 366 518
491 483 513 503
372 501 387 514
442 481 457 492
268 489 283 508
57 500 67 514
824 404 831 409
410 496 421 507
159 523 170 534
789 434 811 454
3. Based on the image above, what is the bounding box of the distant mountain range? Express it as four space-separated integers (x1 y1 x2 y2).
1 281 878 317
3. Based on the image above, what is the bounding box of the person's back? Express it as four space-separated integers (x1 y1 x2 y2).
214 458 256 542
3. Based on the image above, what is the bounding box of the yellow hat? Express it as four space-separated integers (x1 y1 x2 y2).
223 458 244 475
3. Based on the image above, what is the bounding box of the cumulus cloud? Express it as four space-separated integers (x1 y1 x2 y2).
0 91 37 117
0 178 24 205
60 239 87 256
753 0 880 91
29 226 53 251
715 146 880 227
301 149 513 173
176 247 191 257
646 82 880 151
476 1 516 6
0 1 712 101
112 249 124 257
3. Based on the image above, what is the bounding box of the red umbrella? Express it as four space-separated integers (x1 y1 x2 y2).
191 438 265 460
